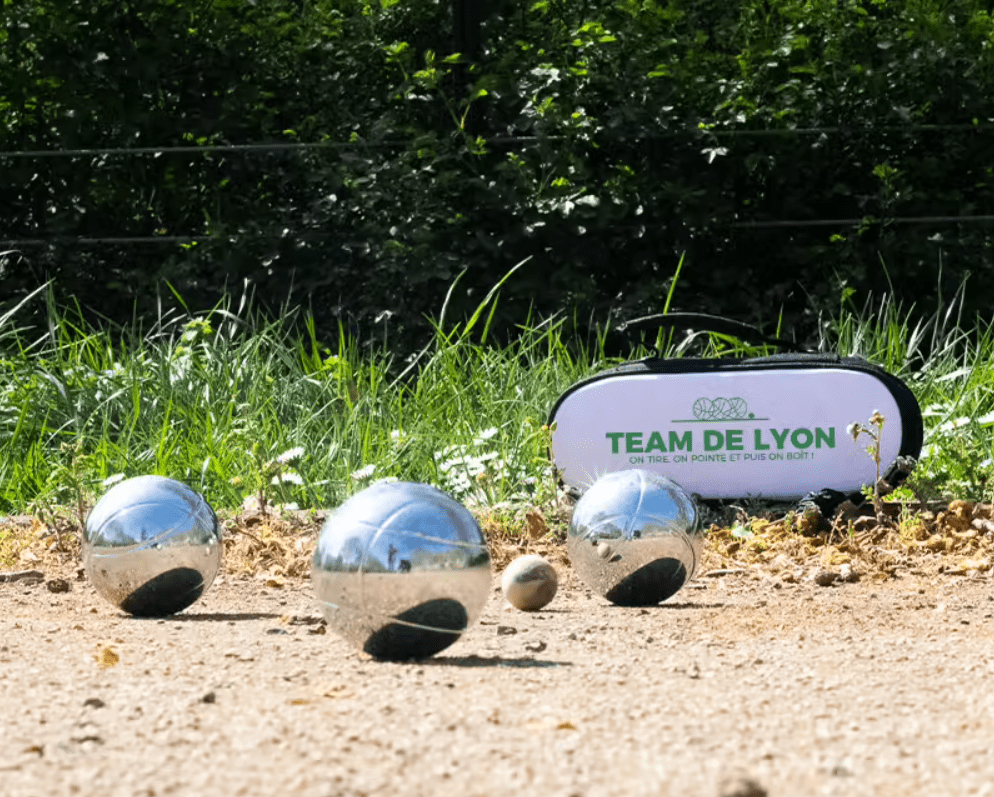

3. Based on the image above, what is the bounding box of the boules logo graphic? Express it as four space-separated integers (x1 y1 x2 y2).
674 397 768 423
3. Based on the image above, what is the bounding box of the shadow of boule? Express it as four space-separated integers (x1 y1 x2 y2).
603 557 687 606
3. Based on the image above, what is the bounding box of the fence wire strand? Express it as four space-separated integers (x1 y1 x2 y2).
2 124 992 245
1 123 993 160
3 214 994 250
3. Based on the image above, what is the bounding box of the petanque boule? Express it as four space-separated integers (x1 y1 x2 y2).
311 480 491 661
501 554 558 611
83 475 222 617
567 469 702 606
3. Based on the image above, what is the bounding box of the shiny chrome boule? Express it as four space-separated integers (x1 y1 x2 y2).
83 475 222 616
311 481 491 661
567 470 702 606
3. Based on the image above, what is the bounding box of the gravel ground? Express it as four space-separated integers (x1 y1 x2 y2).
3 564 994 797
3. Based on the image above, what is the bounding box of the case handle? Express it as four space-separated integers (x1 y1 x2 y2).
616 312 808 353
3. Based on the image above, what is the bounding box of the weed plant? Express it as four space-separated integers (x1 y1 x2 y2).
826 281 994 503
0 273 992 523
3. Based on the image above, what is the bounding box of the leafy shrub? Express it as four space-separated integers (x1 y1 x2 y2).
2 0 993 349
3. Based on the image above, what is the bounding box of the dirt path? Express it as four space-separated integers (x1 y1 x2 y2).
3 562 994 797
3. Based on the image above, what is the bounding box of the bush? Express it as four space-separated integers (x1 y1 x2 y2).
2 0 993 348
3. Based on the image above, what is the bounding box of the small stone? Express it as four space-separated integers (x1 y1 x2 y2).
852 515 879 532
496 625 518 636
813 570 839 587
0 570 45 584
46 578 71 593
972 517 994 535
839 563 859 583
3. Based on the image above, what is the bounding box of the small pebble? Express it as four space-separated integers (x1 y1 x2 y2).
0 570 45 584
813 570 839 587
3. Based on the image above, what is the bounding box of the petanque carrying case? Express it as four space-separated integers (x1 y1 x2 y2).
549 314 924 501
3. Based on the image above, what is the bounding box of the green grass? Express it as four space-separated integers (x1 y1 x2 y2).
1 275 993 519
0 277 616 517
827 282 994 502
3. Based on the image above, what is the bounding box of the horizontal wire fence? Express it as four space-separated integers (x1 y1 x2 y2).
2 124 993 249
2 122 994 159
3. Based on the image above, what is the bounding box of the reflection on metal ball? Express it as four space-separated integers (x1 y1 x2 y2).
83 476 222 616
567 470 702 606
311 481 491 661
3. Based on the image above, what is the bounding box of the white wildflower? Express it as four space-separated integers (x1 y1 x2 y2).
936 417 970 434
350 464 376 481
473 427 500 445
435 443 466 461
276 446 305 464
271 471 304 486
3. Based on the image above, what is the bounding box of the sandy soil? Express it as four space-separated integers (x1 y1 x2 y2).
3 559 994 797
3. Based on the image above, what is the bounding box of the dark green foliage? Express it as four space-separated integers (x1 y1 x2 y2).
2 0 993 347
